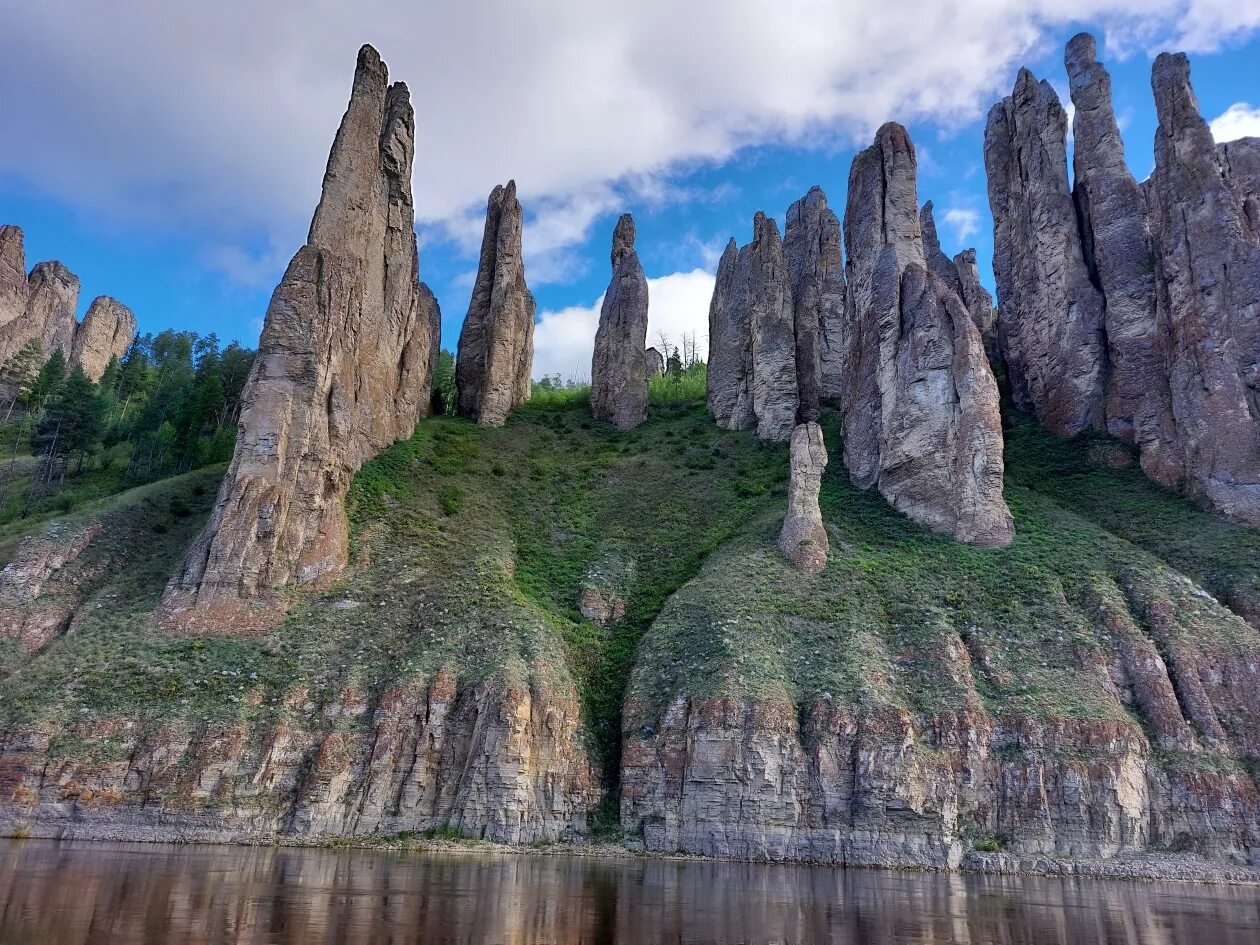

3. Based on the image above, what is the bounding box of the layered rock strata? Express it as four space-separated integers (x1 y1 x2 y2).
590 215 649 430
985 69 1108 437
1066 34 1180 487
706 214 798 442
455 181 535 427
163 45 439 626
777 422 828 572
1147 53 1260 525
784 187 846 419
842 123 1013 547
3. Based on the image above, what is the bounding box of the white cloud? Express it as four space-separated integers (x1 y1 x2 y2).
1 1 1258 280
532 268 716 381
1210 102 1260 142
941 207 982 245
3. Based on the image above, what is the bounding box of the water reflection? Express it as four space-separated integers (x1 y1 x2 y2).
1 840 1257 944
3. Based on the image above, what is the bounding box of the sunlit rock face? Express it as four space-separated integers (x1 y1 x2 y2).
163 45 440 628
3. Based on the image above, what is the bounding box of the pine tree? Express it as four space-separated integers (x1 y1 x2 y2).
28 349 67 410
1 339 43 421
32 365 104 478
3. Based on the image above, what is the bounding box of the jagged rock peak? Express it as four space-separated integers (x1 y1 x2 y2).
1065 32 1179 488
590 213 650 431
455 180 535 427
919 200 965 298
163 44 440 627
778 422 829 572
1148 51 1260 525
843 124 1012 546
0 225 25 332
952 248 998 361
71 297 136 382
784 186 846 417
985 67 1107 437
19 262 80 366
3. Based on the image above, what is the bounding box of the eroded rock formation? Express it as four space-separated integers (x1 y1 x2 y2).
456 182 535 427
1147 53 1260 525
0 260 79 372
644 346 664 378
590 214 649 430
842 123 1013 547
0 226 24 332
784 186 846 418
1066 34 1180 487
778 422 828 572
706 214 798 442
1219 137 1260 240
985 69 1107 437
71 296 136 382
952 249 998 361
163 45 439 627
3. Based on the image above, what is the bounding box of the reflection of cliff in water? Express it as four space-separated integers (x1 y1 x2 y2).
2 840 1258 944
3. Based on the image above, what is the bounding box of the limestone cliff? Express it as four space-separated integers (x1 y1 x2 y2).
71 297 137 382
162 45 439 627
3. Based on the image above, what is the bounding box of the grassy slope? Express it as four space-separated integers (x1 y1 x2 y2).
2 395 1258 820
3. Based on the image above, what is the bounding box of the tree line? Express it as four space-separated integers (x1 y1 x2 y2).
1 331 255 513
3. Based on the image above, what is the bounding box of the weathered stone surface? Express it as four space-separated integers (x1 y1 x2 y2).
706 239 754 430
644 346 664 378
777 422 828 572
985 69 1107 437
952 249 998 360
0 226 24 332
842 123 1012 546
919 201 964 296
70 296 136 382
1066 33 1180 488
1219 137 1260 241
163 45 439 626
0 260 80 372
456 181 535 427
706 215 798 442
590 214 649 430
1149 53 1260 525
784 186 846 418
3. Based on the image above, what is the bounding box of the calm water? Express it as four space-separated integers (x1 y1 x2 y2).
1 840 1258 944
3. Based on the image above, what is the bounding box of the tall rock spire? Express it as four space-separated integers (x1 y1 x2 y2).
704 213 797 442
1148 52 1260 525
590 214 649 431
0 226 25 333
1066 33 1179 487
163 45 440 627
455 181 535 426
843 123 1013 547
784 186 846 418
985 69 1107 437
71 297 136 382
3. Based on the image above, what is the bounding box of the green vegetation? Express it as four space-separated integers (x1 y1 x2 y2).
0 331 253 526
1 378 1257 816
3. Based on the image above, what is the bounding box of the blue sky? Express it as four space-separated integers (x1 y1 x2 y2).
3 2 1260 380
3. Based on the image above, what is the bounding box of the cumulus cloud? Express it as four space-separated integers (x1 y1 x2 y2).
532 268 716 381
3 0 1258 283
941 207 982 244
1210 102 1260 142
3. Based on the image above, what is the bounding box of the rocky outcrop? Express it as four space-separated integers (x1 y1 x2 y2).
0 260 79 372
0 523 105 656
842 123 1013 547
644 347 664 378
1219 137 1260 241
952 249 998 360
706 215 798 442
1066 34 1180 488
590 215 649 430
777 422 828 572
0 668 596 845
784 187 846 419
985 69 1107 437
71 297 136 382
162 45 439 628
456 182 535 427
0 227 24 333
919 202 963 297
1147 53 1260 525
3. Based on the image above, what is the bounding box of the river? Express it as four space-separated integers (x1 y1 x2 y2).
1 840 1257 943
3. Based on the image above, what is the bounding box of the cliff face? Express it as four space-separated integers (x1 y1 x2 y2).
71 296 136 382
784 187 846 419
985 69 1108 437
162 46 439 628
455 182 535 427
